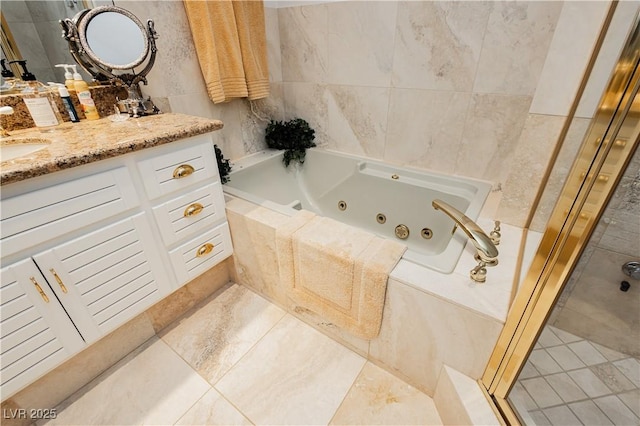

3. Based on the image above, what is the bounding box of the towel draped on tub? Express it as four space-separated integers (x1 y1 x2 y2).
183 0 270 103
278 216 406 340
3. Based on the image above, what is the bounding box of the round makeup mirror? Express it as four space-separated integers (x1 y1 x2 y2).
79 7 148 70
61 5 160 116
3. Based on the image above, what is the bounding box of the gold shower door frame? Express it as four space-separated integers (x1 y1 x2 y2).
480 5 640 424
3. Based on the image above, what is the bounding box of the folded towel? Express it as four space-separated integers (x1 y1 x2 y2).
283 217 406 339
183 0 270 103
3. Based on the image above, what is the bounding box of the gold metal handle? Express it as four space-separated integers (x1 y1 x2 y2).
196 243 214 258
49 268 68 293
30 277 49 303
173 164 195 179
184 203 204 217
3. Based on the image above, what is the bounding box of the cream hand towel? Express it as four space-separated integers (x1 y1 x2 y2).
286 217 406 339
183 0 269 103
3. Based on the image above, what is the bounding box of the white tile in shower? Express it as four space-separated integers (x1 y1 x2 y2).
547 345 586 371
545 373 588 403
594 395 640 426
542 405 582 426
529 349 564 375
619 389 640 418
538 327 563 348
548 326 582 344
590 363 637 393
568 400 614 425
521 377 563 409
529 410 552 426
591 342 628 362
520 361 541 380
568 368 612 399
511 382 538 411
614 358 640 388
568 341 608 366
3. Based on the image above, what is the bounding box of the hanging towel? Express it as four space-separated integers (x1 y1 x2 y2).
183 0 270 103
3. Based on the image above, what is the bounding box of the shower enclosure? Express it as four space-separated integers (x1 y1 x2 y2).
482 3 639 425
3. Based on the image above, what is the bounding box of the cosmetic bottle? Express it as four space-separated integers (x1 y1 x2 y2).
72 66 100 120
50 83 80 123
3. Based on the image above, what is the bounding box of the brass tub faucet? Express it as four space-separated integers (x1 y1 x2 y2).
432 199 499 283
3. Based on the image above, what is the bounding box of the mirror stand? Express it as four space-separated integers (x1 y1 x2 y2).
60 6 160 117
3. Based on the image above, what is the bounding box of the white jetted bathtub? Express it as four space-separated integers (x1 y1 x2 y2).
223 148 491 273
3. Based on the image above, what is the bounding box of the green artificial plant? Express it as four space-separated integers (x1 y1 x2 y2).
265 118 316 167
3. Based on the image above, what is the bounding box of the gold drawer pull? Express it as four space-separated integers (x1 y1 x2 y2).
50 268 68 293
30 277 49 303
173 164 195 179
196 243 214 258
184 203 204 217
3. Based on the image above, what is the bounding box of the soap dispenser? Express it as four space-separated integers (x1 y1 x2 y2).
12 60 64 130
72 65 100 120
56 64 76 92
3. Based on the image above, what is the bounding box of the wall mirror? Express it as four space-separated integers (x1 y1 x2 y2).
61 5 160 116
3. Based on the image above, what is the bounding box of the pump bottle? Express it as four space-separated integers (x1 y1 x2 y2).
72 66 100 120
55 64 76 93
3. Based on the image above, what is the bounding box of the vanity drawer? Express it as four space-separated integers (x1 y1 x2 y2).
137 138 219 200
152 183 226 246
0 167 138 258
169 222 233 285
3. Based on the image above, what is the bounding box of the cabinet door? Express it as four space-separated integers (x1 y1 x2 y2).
33 213 172 344
1 260 86 398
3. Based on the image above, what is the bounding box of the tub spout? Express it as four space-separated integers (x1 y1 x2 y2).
432 199 498 282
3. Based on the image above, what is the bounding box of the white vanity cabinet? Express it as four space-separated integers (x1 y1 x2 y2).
0 132 232 399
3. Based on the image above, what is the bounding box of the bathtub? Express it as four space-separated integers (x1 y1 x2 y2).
223 148 491 273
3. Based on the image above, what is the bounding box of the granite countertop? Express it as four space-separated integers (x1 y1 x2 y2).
0 113 223 185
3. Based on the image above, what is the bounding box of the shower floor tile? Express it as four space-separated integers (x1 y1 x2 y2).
41 283 443 425
511 325 640 426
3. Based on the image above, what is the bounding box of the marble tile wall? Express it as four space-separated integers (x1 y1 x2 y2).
275 1 612 228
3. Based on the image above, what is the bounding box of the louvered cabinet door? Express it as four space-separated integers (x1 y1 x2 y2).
33 213 172 344
1 260 86 398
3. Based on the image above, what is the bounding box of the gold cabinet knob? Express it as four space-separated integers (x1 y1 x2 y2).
30 277 49 303
196 243 214 258
184 203 204 217
173 164 195 179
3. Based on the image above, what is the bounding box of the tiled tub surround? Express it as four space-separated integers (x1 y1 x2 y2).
226 192 536 396
272 1 616 229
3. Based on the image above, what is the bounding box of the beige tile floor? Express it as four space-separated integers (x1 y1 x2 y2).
40 283 443 425
510 325 640 425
